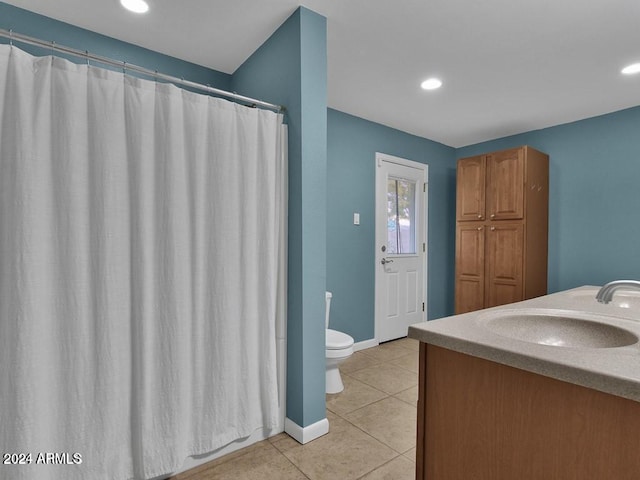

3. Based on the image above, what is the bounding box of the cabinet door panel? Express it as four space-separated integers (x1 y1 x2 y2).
486 224 523 308
455 225 485 313
456 156 485 221
487 148 524 220
455 278 485 314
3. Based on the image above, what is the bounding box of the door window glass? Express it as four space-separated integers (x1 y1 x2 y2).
387 177 416 254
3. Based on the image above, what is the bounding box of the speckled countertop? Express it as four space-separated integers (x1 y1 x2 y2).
408 286 640 403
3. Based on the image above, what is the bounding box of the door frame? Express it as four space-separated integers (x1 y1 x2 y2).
374 152 429 343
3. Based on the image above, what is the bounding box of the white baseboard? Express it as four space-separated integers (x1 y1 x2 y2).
353 338 379 352
284 417 329 444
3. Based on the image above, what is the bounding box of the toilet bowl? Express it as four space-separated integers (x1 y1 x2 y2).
325 291 354 394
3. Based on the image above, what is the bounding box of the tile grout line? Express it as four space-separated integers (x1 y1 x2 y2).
329 397 417 456
280 449 312 480
345 371 417 396
353 452 404 480
354 454 410 480
326 387 392 419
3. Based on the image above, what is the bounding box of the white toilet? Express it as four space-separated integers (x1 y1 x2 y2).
325 291 354 394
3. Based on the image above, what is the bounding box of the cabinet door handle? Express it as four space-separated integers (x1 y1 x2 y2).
490 214 495 219
490 226 495 231
477 226 483 231
477 214 483 219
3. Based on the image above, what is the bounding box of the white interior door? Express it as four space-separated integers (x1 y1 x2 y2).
375 153 428 342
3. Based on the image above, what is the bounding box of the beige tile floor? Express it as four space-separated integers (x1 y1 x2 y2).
173 337 419 480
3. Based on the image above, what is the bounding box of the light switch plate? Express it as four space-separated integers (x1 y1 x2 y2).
353 213 360 225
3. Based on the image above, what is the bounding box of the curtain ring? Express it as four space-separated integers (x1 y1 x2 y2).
123 61 127 74
9 29 13 46
86 50 89 67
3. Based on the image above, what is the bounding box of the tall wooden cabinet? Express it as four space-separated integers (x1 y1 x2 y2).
454 146 548 314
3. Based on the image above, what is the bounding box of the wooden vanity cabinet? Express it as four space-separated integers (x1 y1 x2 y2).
415 344 640 480
454 146 548 314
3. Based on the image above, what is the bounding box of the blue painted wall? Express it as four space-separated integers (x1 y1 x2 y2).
233 7 328 428
0 2 231 89
327 110 457 342
457 106 640 292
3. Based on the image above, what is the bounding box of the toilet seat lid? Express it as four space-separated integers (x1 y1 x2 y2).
326 329 354 349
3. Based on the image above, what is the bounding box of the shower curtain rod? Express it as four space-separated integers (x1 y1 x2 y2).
0 28 284 113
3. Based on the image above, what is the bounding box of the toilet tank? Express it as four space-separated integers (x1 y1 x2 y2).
325 291 332 329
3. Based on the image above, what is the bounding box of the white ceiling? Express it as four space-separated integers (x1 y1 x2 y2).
4 0 640 147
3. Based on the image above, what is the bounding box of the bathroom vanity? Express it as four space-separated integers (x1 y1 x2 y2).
408 286 640 480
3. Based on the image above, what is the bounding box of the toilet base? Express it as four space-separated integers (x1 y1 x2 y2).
326 363 345 394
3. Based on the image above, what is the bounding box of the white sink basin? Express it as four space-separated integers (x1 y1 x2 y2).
479 310 638 348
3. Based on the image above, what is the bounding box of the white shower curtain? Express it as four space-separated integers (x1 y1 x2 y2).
0 45 285 480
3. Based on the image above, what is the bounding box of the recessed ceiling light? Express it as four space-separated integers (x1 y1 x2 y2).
421 78 442 90
621 63 640 75
120 0 149 14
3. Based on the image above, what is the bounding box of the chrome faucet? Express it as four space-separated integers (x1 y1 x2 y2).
595 280 640 304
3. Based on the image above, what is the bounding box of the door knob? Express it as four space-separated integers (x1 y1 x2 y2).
381 258 394 265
